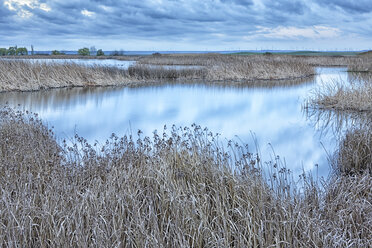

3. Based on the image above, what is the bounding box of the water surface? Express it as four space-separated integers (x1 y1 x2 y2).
0 67 348 178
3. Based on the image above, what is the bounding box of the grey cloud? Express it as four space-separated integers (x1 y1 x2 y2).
0 0 371 50
316 0 372 14
220 0 254 7
264 0 307 15
0 4 15 22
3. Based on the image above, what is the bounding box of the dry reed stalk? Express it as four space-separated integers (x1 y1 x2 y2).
1 55 370 92
0 107 370 247
336 127 372 175
139 53 361 67
348 57 372 72
139 55 317 81
308 72 372 112
0 60 134 92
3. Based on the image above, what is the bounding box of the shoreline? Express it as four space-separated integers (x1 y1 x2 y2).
0 74 316 93
0 57 317 92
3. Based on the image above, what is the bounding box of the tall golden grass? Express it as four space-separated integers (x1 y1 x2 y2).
0 107 370 247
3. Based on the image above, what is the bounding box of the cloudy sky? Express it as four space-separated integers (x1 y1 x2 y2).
1 0 371 51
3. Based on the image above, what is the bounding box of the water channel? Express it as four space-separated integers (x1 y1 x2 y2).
0 67 348 178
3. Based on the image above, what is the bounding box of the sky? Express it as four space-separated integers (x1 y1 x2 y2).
1 0 371 51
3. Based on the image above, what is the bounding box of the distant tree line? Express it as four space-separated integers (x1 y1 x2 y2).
0 45 118 57
0 46 28 56
77 46 105 56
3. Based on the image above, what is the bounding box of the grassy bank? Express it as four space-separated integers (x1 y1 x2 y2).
0 56 318 92
2 54 371 92
1 54 141 61
0 60 135 92
0 108 371 247
138 53 362 67
231 51 362 56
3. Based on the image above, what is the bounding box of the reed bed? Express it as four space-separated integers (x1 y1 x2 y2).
0 57 317 92
305 108 372 175
0 60 134 92
348 57 372 72
0 107 371 247
2 54 141 61
1 54 370 92
336 127 372 175
139 55 316 81
127 64 206 80
308 72 372 112
205 60 314 81
139 53 358 67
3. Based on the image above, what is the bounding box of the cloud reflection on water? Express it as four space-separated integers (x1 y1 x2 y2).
0 67 348 178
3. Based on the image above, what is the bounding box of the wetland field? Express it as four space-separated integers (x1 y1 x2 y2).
0 53 371 247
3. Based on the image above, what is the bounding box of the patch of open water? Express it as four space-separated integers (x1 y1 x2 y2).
0 67 348 178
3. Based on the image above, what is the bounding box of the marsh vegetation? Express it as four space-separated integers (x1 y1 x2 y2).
308 71 372 112
0 107 370 247
3 53 371 92
0 60 133 92
1 53 372 246
0 54 321 92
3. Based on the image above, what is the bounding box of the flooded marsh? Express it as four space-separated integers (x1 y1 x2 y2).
0 55 371 247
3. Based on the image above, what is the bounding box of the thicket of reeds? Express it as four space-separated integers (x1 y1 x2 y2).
139 53 360 67
348 57 372 72
1 54 371 92
2 54 140 61
0 57 317 92
0 60 132 92
138 54 316 81
305 108 372 175
0 107 371 247
336 127 372 175
127 64 206 80
307 72 372 112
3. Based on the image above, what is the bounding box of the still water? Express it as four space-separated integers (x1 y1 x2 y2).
0 67 348 178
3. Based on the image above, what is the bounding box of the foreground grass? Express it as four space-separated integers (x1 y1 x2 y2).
0 108 371 247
